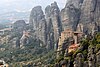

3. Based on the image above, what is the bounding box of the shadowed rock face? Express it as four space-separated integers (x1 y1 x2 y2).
80 0 98 34
79 0 100 34
29 6 47 46
29 6 45 30
45 2 62 50
13 20 26 32
61 0 82 31
61 0 100 34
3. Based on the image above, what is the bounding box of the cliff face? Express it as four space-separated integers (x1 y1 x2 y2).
29 6 47 46
13 20 26 33
28 0 100 50
56 0 100 66
61 0 82 31
61 0 100 34
57 0 100 56
29 2 62 50
45 2 62 49
47 2 62 42
80 0 100 34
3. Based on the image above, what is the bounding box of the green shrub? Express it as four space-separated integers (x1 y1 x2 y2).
73 49 82 56
57 55 64 62
96 44 100 51
64 57 71 61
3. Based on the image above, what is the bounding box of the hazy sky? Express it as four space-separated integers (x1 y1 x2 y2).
0 0 67 13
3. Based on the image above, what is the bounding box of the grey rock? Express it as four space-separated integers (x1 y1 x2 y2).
28 0 100 50
61 0 82 31
61 0 100 34
11 37 20 48
80 0 100 34
74 53 84 67
88 46 96 67
83 61 89 67
13 20 26 32
29 6 47 46
96 50 100 67
45 2 62 50
20 31 34 48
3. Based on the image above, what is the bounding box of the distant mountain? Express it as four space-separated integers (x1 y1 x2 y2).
0 11 30 24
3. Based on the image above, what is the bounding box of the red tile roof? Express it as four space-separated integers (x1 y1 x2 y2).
69 44 79 49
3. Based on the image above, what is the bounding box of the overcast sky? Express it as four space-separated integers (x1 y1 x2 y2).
0 0 67 13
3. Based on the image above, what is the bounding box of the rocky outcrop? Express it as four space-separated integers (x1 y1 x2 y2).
88 46 96 67
13 20 26 33
28 0 100 50
45 5 54 50
29 2 62 49
73 53 84 67
20 31 32 48
80 0 100 34
29 6 47 46
10 20 27 48
45 2 62 50
47 2 62 42
96 50 100 67
61 0 82 31
61 0 100 34
12 37 20 48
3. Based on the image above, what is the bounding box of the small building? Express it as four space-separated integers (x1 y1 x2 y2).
60 29 73 42
57 28 73 52
68 32 82 53
57 28 82 52
57 28 83 58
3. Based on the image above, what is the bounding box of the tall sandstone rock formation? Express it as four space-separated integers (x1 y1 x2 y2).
29 2 62 50
61 0 100 34
61 0 82 31
45 2 62 49
29 0 100 50
80 0 100 34
29 6 47 46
